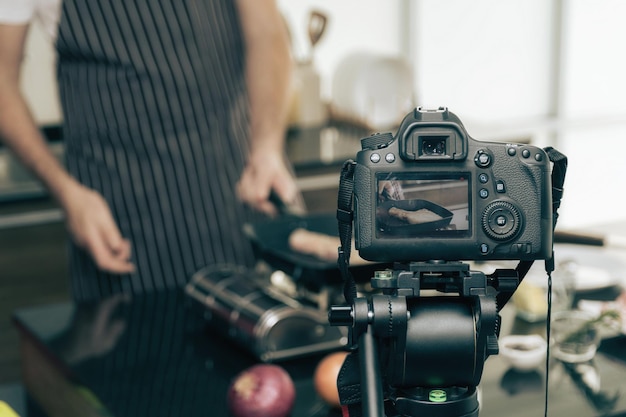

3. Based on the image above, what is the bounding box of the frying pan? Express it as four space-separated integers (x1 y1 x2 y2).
378 199 454 236
243 212 384 288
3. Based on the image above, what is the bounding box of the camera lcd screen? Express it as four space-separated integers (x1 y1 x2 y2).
376 173 470 238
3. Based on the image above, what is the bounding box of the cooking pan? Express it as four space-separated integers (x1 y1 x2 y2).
243 212 384 288
377 199 454 236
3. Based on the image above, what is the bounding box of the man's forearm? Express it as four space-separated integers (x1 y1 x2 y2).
0 83 77 203
246 32 292 151
0 23 78 205
237 0 293 153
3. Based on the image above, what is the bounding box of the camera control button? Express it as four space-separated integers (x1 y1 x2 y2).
482 201 522 241
385 153 396 163
479 173 489 183
522 149 531 158
479 188 489 199
507 147 517 156
513 243 532 254
474 149 493 167
370 153 381 163
534 153 543 162
480 243 490 254
495 180 506 193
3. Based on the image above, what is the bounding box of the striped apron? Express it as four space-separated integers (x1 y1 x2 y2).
55 0 262 301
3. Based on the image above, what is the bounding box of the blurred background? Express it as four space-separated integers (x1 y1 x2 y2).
278 0 626 229
5 0 626 228
1 0 626 407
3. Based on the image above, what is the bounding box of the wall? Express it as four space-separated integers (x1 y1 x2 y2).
554 0 626 229
412 0 554 123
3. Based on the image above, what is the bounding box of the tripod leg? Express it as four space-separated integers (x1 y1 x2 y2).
359 326 385 417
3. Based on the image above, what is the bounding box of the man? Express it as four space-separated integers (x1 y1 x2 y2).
0 0 299 300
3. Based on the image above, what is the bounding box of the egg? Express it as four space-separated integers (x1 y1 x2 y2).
313 351 349 407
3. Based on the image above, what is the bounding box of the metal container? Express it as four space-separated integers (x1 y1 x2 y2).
185 264 347 362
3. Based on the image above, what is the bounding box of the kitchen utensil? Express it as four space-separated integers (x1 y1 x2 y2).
307 10 327 61
288 62 327 128
554 230 626 249
287 10 328 128
268 189 306 217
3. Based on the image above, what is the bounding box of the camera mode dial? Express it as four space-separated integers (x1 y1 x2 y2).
481 200 522 241
361 132 394 150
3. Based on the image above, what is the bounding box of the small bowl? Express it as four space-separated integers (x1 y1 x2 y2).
499 334 547 371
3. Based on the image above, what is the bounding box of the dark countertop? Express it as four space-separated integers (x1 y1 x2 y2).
12 282 626 417
14 289 338 417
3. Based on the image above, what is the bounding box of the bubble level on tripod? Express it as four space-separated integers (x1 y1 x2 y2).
374 270 393 279
429 389 447 402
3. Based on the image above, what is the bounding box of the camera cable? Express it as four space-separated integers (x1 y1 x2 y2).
544 267 553 417
542 145 567 417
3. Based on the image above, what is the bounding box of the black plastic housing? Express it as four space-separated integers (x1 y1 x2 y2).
353 107 553 262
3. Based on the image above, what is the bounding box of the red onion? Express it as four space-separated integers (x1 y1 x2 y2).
227 364 296 417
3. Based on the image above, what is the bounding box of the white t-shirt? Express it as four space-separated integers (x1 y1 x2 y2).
0 0 61 40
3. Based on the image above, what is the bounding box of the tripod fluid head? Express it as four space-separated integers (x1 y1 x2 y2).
329 261 520 417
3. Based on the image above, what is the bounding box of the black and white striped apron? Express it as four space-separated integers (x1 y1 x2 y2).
55 0 261 301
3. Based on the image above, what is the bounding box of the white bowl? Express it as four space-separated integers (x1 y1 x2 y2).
499 334 547 371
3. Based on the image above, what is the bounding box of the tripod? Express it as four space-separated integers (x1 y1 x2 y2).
329 261 521 417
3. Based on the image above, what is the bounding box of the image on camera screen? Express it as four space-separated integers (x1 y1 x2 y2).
376 173 470 238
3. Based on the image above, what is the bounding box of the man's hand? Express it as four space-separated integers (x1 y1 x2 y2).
1 23 133 275
235 0 300 216
237 147 299 216
62 183 136 274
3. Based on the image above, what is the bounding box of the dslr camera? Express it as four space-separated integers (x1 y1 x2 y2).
353 107 553 263
331 107 566 417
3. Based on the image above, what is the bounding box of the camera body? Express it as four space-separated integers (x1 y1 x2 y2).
353 107 553 262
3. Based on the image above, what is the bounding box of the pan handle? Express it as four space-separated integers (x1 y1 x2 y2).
268 190 306 217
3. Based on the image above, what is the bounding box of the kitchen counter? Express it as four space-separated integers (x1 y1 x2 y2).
286 122 370 171
286 122 371 213
0 127 63 203
12 267 626 417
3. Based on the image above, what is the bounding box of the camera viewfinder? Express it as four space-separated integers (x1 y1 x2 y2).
421 136 448 156
402 126 466 161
